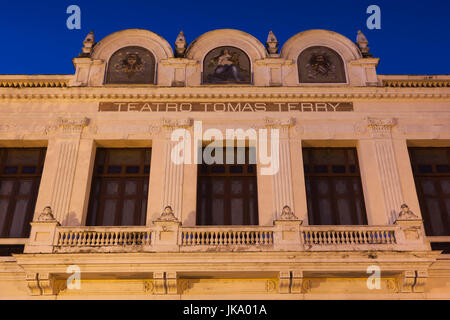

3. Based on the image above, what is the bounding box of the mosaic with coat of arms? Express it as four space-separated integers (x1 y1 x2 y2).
298 46 346 83
106 46 155 84
203 46 251 84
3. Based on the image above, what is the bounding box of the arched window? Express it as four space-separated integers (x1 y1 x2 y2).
298 46 346 83
105 46 156 84
203 46 251 84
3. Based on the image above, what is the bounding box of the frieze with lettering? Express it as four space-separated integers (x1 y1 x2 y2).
99 102 354 112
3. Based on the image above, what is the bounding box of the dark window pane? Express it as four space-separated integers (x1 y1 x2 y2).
0 181 14 196
211 166 225 174
9 199 29 237
314 165 328 173
437 165 450 173
21 166 36 174
230 166 244 174
304 148 367 226
87 149 151 227
126 166 140 174
4 167 18 174
197 147 258 226
409 148 450 236
418 165 433 174
107 166 122 174
0 148 45 238
332 165 346 174
6 149 40 165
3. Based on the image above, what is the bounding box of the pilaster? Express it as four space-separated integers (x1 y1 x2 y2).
366 118 404 224
265 118 295 221
160 119 192 221
34 117 89 224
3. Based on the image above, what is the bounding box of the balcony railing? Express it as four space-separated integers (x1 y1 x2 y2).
180 226 274 249
23 217 430 254
301 226 397 251
54 226 152 253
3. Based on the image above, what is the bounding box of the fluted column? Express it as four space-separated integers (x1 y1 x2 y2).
367 118 404 223
34 117 89 224
265 118 295 220
160 119 192 220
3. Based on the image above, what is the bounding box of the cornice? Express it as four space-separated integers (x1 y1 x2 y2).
0 89 449 100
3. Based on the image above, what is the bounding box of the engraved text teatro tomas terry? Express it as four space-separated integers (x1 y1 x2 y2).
98 101 354 112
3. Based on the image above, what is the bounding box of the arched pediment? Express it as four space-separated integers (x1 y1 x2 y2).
91 29 174 62
186 29 267 63
281 29 362 62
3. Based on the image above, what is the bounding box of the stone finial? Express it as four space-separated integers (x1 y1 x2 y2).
158 206 178 221
79 31 96 57
175 31 187 58
266 31 279 55
37 206 56 222
398 204 419 220
356 30 372 57
280 206 298 220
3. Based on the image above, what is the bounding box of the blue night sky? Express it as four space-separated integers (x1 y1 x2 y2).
0 0 449 75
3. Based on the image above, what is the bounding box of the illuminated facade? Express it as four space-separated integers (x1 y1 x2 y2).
0 28 449 299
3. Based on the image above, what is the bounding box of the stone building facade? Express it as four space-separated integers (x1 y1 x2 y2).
0 28 449 299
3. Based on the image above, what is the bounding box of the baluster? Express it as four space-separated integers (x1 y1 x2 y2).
217 231 225 246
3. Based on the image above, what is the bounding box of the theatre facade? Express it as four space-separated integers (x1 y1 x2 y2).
0 28 450 299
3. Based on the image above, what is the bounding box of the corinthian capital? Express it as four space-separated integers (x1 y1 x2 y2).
57 117 90 134
366 117 396 138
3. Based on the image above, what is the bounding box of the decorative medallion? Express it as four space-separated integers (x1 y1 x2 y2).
298 46 346 83
106 46 155 84
203 46 251 84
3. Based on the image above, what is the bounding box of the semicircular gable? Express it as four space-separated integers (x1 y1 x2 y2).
186 29 267 62
91 29 174 62
281 29 362 62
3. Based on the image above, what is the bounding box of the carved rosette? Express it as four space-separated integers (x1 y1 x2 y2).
366 118 395 138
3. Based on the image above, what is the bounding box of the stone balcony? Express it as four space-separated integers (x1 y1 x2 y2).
6 206 440 298
22 207 431 254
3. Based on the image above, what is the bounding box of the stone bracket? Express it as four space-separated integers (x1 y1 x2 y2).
26 272 56 296
400 270 428 293
153 271 178 295
279 270 305 294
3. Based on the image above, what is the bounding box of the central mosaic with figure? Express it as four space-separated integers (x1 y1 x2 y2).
106 46 155 84
203 46 251 84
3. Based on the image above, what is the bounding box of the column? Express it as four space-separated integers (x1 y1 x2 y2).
160 119 192 221
265 118 295 220
34 117 90 225
366 118 404 224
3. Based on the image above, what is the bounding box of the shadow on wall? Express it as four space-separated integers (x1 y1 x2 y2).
62 211 81 226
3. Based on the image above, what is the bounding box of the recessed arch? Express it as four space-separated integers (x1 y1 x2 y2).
186 29 267 63
203 46 251 84
298 46 346 83
105 46 156 84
